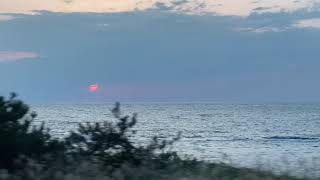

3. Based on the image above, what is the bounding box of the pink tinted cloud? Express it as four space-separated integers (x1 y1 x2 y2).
0 51 39 63
0 15 15 21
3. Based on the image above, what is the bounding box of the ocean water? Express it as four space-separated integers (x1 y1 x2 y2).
33 103 320 177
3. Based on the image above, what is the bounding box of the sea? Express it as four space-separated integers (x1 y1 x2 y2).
32 103 320 177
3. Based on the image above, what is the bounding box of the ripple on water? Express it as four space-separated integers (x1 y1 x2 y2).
263 136 319 141
33 103 320 177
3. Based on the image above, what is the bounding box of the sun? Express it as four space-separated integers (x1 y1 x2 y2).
89 84 99 92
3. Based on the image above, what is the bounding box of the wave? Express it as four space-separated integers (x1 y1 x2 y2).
263 136 318 140
61 115 78 118
199 114 214 117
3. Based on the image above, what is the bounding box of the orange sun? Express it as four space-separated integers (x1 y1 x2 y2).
89 84 99 92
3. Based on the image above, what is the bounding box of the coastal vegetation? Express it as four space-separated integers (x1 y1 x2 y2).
0 93 312 180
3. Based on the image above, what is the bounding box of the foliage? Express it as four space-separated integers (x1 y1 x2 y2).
0 93 63 170
0 94 181 172
64 102 182 170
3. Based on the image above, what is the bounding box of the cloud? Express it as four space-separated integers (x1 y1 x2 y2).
252 6 273 11
251 26 285 33
0 0 319 17
235 26 286 33
0 51 39 63
293 18 320 29
0 15 15 21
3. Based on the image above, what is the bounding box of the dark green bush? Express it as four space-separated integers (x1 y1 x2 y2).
64 102 182 170
0 94 181 172
0 93 63 170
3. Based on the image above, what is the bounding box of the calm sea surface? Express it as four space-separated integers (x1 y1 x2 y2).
33 103 320 177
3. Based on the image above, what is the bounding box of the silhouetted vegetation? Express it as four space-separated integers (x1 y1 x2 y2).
0 94 312 180
0 93 63 171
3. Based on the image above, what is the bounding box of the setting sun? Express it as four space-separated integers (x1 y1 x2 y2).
89 84 98 92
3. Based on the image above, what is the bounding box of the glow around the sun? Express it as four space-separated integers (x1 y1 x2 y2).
89 84 99 92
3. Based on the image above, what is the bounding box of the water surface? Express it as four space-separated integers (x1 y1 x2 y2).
33 103 320 177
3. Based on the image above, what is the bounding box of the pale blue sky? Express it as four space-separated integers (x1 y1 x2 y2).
0 1 320 103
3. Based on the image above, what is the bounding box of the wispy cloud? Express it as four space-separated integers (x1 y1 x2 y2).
0 51 39 63
293 18 320 29
235 17 320 34
0 15 15 22
251 26 285 33
235 26 286 33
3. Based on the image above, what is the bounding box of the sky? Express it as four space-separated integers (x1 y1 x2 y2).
0 0 320 103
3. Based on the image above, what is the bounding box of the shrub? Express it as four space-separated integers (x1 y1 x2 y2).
0 94 181 173
0 93 63 170
64 102 182 170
